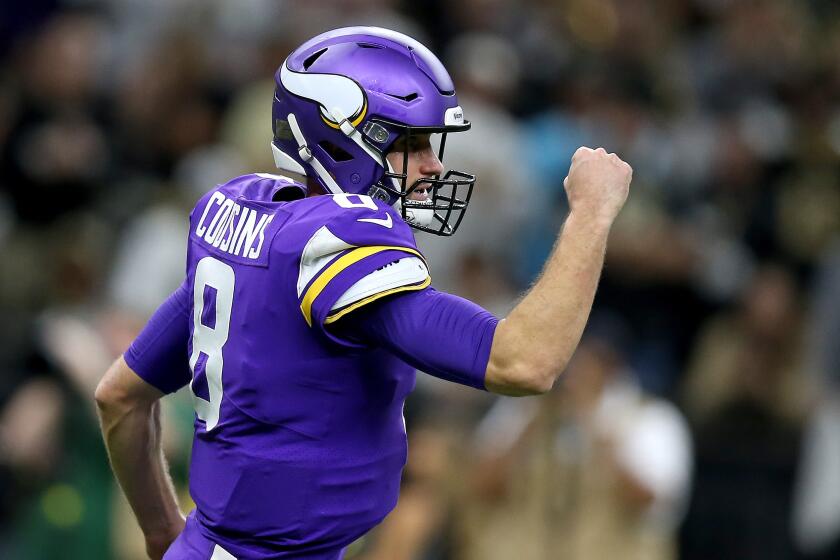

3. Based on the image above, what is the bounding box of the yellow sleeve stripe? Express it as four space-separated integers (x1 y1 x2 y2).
324 276 431 325
300 245 424 326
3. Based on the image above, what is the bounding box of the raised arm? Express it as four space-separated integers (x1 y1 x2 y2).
484 147 632 396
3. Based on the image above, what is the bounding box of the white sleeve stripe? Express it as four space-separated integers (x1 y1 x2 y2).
297 226 355 297
331 257 428 311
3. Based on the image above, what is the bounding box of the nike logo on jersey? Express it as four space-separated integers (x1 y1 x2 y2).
357 214 393 228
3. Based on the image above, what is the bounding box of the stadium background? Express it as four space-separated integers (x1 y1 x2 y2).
1 0 839 558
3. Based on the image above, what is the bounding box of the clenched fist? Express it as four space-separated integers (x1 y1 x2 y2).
563 147 632 226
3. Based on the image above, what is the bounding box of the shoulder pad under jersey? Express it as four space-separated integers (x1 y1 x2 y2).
188 173 305 266
292 193 430 330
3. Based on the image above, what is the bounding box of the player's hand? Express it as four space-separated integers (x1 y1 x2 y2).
144 516 185 560
563 147 632 227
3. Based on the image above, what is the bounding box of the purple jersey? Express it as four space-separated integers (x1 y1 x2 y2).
181 173 430 558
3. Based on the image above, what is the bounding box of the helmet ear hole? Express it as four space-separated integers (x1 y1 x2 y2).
318 141 354 162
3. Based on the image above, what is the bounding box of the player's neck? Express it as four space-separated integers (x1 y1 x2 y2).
307 178 326 197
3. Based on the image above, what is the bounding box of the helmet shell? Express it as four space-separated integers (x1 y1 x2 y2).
272 26 463 196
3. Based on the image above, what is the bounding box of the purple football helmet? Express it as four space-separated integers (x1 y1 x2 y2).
271 26 475 236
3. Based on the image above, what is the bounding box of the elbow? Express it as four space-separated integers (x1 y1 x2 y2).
518 363 561 396
94 375 117 418
484 321 569 396
94 367 138 438
94 360 131 419
94 356 161 436
485 359 562 396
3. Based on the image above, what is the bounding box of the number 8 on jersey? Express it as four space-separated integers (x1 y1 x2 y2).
190 256 235 431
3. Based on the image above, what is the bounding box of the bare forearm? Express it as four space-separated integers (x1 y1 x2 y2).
486 213 611 395
98 397 183 542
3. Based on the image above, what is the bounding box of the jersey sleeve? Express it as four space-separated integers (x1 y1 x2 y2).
123 280 192 394
330 287 498 389
296 198 431 338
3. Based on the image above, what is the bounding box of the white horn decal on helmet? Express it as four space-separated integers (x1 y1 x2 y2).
280 60 366 126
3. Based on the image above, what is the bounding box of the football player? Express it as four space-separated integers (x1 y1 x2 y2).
95 27 632 560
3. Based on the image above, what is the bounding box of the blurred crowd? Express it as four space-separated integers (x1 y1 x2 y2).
1 0 839 558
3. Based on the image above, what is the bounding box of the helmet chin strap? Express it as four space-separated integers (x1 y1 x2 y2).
288 106 417 214
332 107 381 162
287 112 343 195
329 106 403 198
347 112 434 228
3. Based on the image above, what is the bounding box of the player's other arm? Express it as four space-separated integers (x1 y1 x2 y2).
95 283 192 559
95 358 184 559
485 147 632 396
